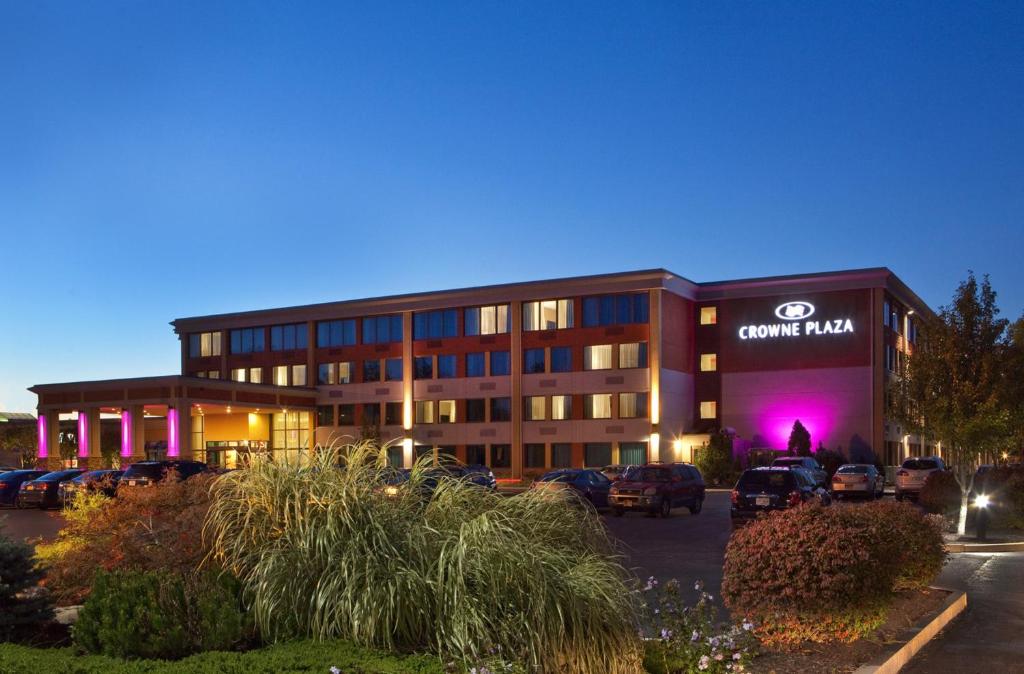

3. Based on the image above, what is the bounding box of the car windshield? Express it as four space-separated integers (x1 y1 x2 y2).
623 467 671 482
837 465 870 474
37 470 81 482
0 471 39 483
738 471 794 491
122 463 166 479
540 472 579 483
772 458 804 466
902 459 939 470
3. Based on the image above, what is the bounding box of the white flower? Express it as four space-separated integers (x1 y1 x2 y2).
715 653 724 661
330 668 341 674
692 630 700 642
742 621 753 631
694 580 704 591
698 655 710 671
733 652 742 660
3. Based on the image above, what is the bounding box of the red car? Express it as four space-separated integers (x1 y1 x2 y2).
608 463 706 517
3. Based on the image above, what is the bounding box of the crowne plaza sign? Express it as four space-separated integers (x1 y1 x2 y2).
738 301 854 340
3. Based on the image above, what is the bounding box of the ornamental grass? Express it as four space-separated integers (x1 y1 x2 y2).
203 440 642 673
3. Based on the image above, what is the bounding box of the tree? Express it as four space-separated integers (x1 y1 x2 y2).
889 272 1013 535
0 530 54 641
694 430 736 486
1006 315 1024 461
787 420 811 456
0 424 37 467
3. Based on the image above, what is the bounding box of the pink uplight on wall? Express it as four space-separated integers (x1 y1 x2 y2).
38 414 48 459
758 398 837 451
77 412 89 458
121 409 132 458
167 408 179 457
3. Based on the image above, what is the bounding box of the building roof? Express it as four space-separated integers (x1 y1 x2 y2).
0 412 36 423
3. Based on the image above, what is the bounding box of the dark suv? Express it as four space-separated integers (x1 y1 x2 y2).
608 463 705 517
730 467 829 527
120 460 208 488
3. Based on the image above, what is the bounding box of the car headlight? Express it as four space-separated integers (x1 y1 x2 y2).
609 487 619 495
643 487 658 496
384 486 400 497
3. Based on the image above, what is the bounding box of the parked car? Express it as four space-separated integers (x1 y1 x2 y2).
16 469 86 509
532 469 612 508
119 460 208 488
59 469 124 504
831 463 884 500
608 463 705 517
600 464 633 482
0 469 48 507
0 466 20 474
895 456 946 501
730 466 831 527
380 464 497 499
771 456 828 486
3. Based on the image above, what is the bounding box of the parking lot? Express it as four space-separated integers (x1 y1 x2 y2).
0 507 65 544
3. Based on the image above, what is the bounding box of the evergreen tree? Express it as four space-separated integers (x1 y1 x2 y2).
787 420 812 456
0 531 54 641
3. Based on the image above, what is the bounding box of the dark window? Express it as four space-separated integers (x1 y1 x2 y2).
385 358 403 381
489 397 512 422
466 352 485 377
414 356 433 379
550 346 572 373
189 334 200 357
318 363 332 385
363 315 403 344
362 403 380 425
386 446 403 467
491 444 511 468
466 444 486 465
415 445 433 460
584 443 612 467
314 320 353 348
414 309 459 339
385 402 403 426
230 327 265 354
525 443 545 468
437 354 456 378
619 442 648 465
317 405 334 427
551 443 571 468
490 351 511 376
363 359 381 382
466 399 486 422
581 293 649 327
524 348 545 374
338 404 355 425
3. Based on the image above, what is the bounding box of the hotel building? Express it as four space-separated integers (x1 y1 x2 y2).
29 268 934 476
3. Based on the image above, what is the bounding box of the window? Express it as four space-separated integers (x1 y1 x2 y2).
524 348 545 374
524 396 546 421
437 354 456 378
550 346 572 373
581 293 649 327
363 359 381 382
249 367 262 384
386 402 404 425
490 351 510 376
438 400 456 423
525 443 546 468
891 306 901 334
273 366 288 386
584 394 613 419
317 405 334 427
907 317 917 344
338 404 355 425
291 364 307 386
231 368 247 382
414 401 434 424
584 344 613 370
466 352 485 377
618 392 648 418
551 395 572 420
551 443 571 468
318 362 353 385
362 315 403 344
189 331 221 357
700 401 717 419
523 299 574 330
466 444 486 466
314 320 353 348
618 342 648 368
584 443 612 467
490 397 512 422
414 310 458 339
414 356 433 379
883 300 891 328
465 304 510 335
700 353 717 372
271 411 310 451
230 327 265 354
466 399 486 422
619 442 648 465
491 444 511 468
270 323 308 351
385 358 403 381
362 403 380 426
415 445 434 460
700 307 717 325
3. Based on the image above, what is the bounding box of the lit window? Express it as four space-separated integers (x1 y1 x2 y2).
524 396 546 421
415 401 435 424
314 320 354 348
231 368 247 382
438 400 456 423
318 362 354 384
465 304 510 335
700 307 717 325
207 370 221 379
291 365 306 387
700 354 717 372
618 342 648 368
523 299 574 331
273 366 288 386
271 411 310 450
551 395 572 420
584 394 613 419
583 344 613 370
618 392 648 418
249 367 262 384
189 331 222 357
700 401 717 419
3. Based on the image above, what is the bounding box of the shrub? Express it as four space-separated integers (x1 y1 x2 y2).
74 569 251 659
694 432 739 487
722 501 946 645
979 466 1024 530
918 470 962 514
0 529 54 642
36 474 216 604
205 441 642 674
814 448 845 480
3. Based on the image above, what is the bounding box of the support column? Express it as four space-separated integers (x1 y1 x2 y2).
402 311 414 468
511 300 523 480
120 405 146 466
649 289 662 462
37 410 62 470
167 403 193 460
77 408 102 469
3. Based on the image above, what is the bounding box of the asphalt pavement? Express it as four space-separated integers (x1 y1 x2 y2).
0 507 65 544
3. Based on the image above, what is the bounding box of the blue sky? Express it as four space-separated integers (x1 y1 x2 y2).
1 1 1022 412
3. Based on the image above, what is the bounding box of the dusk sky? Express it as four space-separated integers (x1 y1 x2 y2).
1 1 1022 412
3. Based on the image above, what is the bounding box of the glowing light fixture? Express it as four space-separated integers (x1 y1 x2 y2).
120 409 132 458
167 408 179 457
37 414 48 459
976 494 991 509
77 412 88 458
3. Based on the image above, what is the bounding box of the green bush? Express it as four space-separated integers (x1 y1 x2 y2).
74 569 251 659
814 448 845 480
722 501 946 645
694 432 739 487
918 470 962 514
205 441 642 674
0 529 54 643
982 466 1024 530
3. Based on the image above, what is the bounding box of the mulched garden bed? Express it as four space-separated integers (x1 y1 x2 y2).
749 587 949 674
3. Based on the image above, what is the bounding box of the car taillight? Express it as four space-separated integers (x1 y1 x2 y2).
787 490 802 507
731 489 739 505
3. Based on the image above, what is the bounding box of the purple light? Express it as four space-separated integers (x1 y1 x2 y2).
121 409 132 458
167 408 179 457
78 413 88 457
757 398 837 451
38 414 48 459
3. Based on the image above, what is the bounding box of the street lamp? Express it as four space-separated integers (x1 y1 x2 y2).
974 493 991 541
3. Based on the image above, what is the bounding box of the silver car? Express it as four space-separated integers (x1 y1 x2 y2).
895 456 946 501
831 464 884 500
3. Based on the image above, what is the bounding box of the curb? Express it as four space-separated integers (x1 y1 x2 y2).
852 587 967 674
944 540 1024 553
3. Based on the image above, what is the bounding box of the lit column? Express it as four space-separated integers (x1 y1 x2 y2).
131 405 146 460
402 311 414 467
37 413 49 463
121 408 132 459
648 288 662 462
77 411 89 460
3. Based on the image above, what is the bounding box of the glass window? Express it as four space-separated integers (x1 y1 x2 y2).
550 346 572 373
465 304 510 335
231 368 247 382
466 399 486 422
314 320 353 348
584 394 613 419
466 352 485 377
230 327 265 354
273 365 288 386
618 392 648 418
883 300 891 328
207 370 221 379
249 367 262 384
551 443 571 468
619 442 648 465
525 443 546 468
386 402 403 425
317 405 334 427
551 395 572 420
414 356 433 379
438 400 456 423
581 294 648 327
524 396 546 421
584 443 612 468
318 363 335 385
363 315 403 344
414 310 459 339
490 351 511 376
291 364 306 387
700 401 717 419
524 348 545 374
363 359 381 382
437 354 456 378
466 444 486 466
700 353 717 372
700 307 717 325
190 331 221 357
385 358 403 381
338 404 355 425
523 299 574 331
489 397 511 422
271 411 310 450
583 344 613 370
414 401 435 424
362 403 380 426
491 444 511 468
618 342 648 368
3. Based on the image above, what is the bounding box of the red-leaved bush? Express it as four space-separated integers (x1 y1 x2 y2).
919 470 961 514
722 501 946 646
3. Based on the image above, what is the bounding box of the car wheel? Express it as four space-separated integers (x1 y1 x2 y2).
688 497 703 515
611 507 624 517
660 498 672 518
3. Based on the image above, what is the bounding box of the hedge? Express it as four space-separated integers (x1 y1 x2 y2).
0 640 446 674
